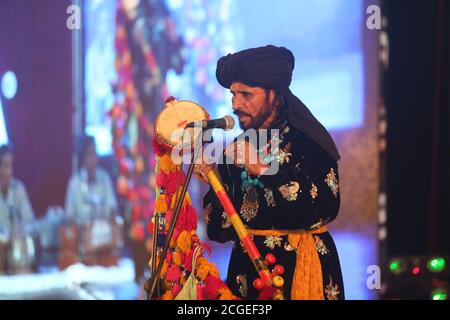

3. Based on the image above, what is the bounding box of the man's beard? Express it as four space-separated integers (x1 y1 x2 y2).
235 102 273 130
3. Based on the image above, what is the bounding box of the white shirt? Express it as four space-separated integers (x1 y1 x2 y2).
65 168 118 226
0 178 35 233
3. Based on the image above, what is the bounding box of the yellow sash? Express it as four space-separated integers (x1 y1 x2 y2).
247 226 327 300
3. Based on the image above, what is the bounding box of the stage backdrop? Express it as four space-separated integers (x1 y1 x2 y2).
0 0 73 217
83 0 380 299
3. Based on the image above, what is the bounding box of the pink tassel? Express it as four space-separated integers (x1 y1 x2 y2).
185 249 194 272
152 137 169 156
205 276 224 299
197 283 207 300
177 206 197 231
172 283 182 297
156 171 186 194
166 265 181 282
165 250 173 264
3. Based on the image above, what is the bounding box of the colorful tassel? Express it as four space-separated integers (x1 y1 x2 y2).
205 276 224 299
166 265 182 282
172 250 185 266
160 260 169 278
172 283 182 297
148 124 234 300
195 257 220 281
159 154 179 174
161 290 174 300
176 230 192 254
155 195 168 213
218 287 236 300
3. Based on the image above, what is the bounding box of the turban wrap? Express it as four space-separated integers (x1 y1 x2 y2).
216 45 340 161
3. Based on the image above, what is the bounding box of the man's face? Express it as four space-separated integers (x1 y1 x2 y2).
0 153 13 183
230 82 276 130
84 143 98 175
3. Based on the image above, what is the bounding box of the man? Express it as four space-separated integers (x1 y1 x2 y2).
0 144 35 233
64 135 122 268
0 145 36 274
65 136 118 225
0 145 35 273
194 45 344 300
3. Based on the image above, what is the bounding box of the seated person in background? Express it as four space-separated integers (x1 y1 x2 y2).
65 136 118 225
0 144 35 232
64 136 121 266
0 144 35 273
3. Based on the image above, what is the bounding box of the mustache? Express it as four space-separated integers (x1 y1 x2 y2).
233 110 251 117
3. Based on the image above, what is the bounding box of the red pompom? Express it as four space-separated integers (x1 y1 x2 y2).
156 171 186 194
172 283 182 297
253 278 263 290
205 276 224 299
176 205 198 232
152 137 169 156
165 96 176 103
257 286 275 300
184 249 194 272
166 265 181 282
265 253 276 265
273 264 285 275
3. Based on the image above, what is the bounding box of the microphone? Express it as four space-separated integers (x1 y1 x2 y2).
186 115 235 131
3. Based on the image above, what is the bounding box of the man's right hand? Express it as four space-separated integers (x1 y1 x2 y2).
193 162 216 184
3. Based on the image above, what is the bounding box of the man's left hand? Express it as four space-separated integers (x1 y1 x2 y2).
224 140 270 176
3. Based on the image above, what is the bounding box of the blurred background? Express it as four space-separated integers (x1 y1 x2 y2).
0 0 448 300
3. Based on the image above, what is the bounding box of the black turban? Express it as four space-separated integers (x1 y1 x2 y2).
216 45 341 161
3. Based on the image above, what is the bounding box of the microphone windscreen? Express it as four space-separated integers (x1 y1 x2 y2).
223 115 235 131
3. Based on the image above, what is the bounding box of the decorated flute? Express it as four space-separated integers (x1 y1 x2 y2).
206 169 274 288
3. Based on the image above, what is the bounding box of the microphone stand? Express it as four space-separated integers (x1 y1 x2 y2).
149 212 160 293
146 125 281 300
146 130 205 300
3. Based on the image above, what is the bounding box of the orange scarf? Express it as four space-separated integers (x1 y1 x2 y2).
247 226 327 300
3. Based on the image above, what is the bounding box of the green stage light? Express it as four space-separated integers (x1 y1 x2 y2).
389 258 405 274
389 261 399 271
427 257 446 272
431 289 447 300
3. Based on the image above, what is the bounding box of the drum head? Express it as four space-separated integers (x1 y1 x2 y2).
155 100 209 149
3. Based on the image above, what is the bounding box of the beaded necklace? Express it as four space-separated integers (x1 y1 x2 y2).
239 122 289 222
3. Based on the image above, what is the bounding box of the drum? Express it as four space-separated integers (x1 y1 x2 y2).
58 223 78 270
7 234 36 274
81 218 122 267
0 241 7 274
0 227 8 274
82 219 114 254
154 99 209 150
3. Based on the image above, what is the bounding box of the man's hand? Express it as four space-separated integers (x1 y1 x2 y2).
194 160 216 184
225 140 270 176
